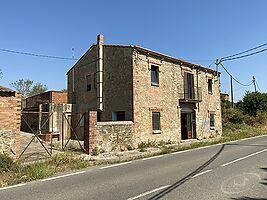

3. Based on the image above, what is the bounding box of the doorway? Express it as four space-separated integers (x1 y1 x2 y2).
181 110 196 140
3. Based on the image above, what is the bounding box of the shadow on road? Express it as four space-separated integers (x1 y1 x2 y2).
147 144 226 200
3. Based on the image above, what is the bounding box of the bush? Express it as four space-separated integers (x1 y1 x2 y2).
237 92 267 116
0 154 14 172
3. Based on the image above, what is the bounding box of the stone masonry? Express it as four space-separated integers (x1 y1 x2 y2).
67 35 222 154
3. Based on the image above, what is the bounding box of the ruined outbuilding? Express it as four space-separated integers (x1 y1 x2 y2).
21 91 72 141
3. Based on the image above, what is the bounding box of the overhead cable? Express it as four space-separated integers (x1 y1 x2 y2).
221 48 267 62
219 63 253 87
221 42 267 60
0 48 78 61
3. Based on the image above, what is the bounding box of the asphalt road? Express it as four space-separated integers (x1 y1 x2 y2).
1 135 267 200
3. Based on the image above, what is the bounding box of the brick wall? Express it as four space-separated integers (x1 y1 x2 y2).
0 92 21 158
26 91 67 108
51 91 67 104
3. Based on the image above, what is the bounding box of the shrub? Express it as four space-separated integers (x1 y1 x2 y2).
0 154 14 172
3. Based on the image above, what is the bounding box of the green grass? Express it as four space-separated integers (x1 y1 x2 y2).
0 152 90 187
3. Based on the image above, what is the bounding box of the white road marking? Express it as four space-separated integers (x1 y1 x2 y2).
40 171 86 182
170 149 190 155
127 185 171 200
142 155 163 160
100 161 132 169
0 183 26 191
192 169 212 178
221 148 267 167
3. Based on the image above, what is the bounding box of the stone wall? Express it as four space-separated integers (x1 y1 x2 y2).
132 50 222 145
84 111 134 155
97 121 134 152
0 92 21 158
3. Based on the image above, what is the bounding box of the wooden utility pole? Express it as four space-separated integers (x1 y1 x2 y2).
230 75 234 108
252 76 257 92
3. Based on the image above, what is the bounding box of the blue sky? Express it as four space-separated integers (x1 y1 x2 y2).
0 0 266 101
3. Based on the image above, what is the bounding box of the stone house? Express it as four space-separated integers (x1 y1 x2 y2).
67 35 222 151
0 85 21 158
21 91 72 141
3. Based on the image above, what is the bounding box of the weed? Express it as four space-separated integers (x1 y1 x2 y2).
92 147 99 156
0 154 14 172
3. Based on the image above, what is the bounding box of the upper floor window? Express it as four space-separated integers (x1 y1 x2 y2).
184 72 195 99
151 65 159 85
86 75 91 91
208 78 212 94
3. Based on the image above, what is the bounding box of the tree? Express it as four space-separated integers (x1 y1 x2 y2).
237 91 267 116
11 79 48 97
29 83 48 97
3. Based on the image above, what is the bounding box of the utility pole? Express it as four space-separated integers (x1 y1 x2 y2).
215 59 220 82
230 75 234 108
252 76 257 92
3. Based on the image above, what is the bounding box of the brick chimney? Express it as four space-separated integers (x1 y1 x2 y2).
97 34 104 45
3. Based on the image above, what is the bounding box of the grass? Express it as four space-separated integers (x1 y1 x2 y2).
1 121 267 188
0 152 90 187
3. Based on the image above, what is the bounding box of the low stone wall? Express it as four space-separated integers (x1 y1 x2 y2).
84 111 134 155
97 121 134 152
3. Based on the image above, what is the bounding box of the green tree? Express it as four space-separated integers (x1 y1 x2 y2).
29 83 48 97
237 91 267 116
11 79 48 97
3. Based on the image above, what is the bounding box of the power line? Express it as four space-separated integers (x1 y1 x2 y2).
221 42 267 60
221 48 267 62
0 48 78 61
255 79 262 92
219 63 253 87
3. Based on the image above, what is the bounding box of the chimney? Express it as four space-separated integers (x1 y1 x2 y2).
97 34 104 45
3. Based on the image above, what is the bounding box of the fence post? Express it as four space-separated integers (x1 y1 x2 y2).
84 111 98 155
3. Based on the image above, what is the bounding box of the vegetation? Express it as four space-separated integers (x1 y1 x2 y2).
0 152 90 187
10 79 48 97
1 92 267 188
236 91 267 116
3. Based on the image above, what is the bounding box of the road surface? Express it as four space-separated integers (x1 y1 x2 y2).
1 135 267 200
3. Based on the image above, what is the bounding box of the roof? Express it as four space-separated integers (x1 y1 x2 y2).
0 85 15 93
66 43 219 75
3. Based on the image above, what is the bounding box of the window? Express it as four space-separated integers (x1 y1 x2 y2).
151 65 159 85
184 72 195 99
152 112 161 132
86 75 91 91
210 113 215 130
112 111 126 121
208 79 212 93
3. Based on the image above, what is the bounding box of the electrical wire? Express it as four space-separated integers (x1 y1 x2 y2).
221 48 267 62
255 80 262 92
221 42 267 60
219 63 253 86
0 48 78 60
